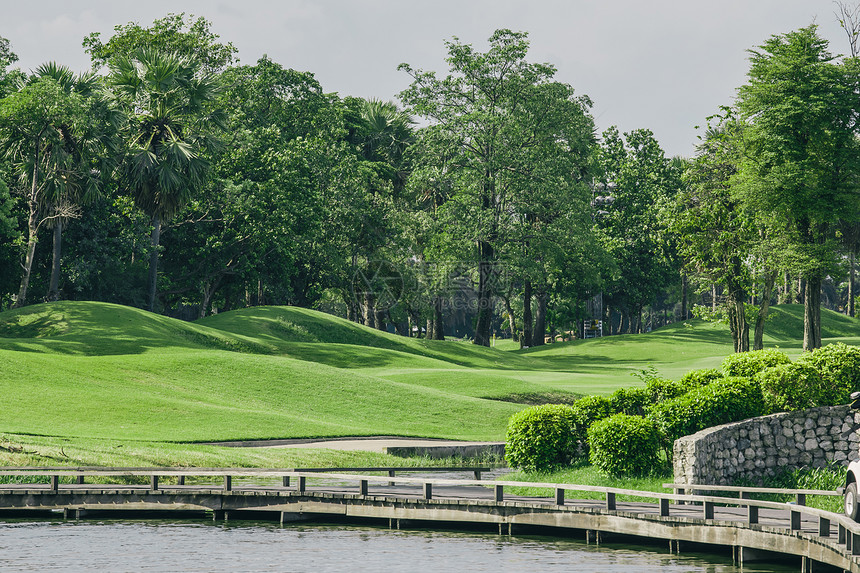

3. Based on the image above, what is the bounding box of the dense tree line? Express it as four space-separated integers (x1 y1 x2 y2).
0 13 858 350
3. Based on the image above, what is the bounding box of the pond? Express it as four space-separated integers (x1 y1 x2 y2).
0 519 798 572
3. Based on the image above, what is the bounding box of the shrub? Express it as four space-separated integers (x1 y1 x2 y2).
648 376 766 447
645 378 687 402
570 395 614 448
505 404 577 472
679 368 723 390
610 386 651 416
588 414 663 477
797 342 860 406
757 362 825 412
722 348 790 378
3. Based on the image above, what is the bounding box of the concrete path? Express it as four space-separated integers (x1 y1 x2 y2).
204 437 506 458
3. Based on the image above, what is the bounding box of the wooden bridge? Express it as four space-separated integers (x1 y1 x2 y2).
0 466 858 571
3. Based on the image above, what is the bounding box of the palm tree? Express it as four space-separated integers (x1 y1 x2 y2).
0 72 92 307
109 48 224 312
32 63 112 301
351 98 414 196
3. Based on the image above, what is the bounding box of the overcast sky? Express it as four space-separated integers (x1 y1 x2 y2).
2 0 853 157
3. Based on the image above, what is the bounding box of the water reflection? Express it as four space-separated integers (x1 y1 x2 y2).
0 520 797 572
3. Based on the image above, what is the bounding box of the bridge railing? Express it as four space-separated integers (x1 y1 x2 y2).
2 467 860 555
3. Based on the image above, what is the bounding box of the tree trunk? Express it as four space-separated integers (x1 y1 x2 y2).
47 218 63 302
680 273 688 320
147 214 161 312
433 296 444 340
533 290 547 347
803 277 822 351
849 251 856 318
522 281 533 348
753 271 777 351
364 292 376 328
473 241 495 347
798 277 806 305
375 307 386 332
199 275 222 319
728 291 749 353
503 295 517 342
14 162 41 309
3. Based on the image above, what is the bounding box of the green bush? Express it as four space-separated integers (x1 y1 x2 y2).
610 386 651 416
505 404 577 472
757 362 825 412
648 376 766 446
588 414 663 477
797 342 860 406
722 348 790 378
679 368 723 390
645 378 687 402
570 395 614 447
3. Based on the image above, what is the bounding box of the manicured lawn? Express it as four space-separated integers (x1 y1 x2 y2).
1 300 859 469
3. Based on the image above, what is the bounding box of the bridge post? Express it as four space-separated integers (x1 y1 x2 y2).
474 470 481 480
747 505 758 524
50 475 58 493
839 523 847 545
703 501 714 520
359 479 368 496
555 488 565 506
818 516 830 537
660 498 669 517
494 485 504 502
223 476 232 492
298 476 306 493
853 532 860 556
423 482 432 500
388 470 395 486
282 476 290 488
795 493 806 506
790 510 801 531
606 492 616 510
178 476 185 486
76 475 84 485
150 475 158 492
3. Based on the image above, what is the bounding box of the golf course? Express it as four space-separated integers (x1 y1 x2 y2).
1 300 860 469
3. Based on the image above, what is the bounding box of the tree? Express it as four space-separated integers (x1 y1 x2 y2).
28 63 114 302
675 115 773 352
735 25 860 350
0 77 91 307
400 29 595 346
109 48 225 312
83 13 237 73
0 35 24 98
595 127 681 334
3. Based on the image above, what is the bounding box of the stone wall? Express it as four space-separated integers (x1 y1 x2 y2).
673 405 860 485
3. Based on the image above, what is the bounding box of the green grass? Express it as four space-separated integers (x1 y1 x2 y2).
501 463 673 501
1 300 860 470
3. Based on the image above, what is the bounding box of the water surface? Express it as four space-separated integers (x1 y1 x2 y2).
0 520 797 572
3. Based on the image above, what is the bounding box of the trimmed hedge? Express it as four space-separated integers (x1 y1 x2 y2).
757 362 823 413
722 348 790 378
570 395 614 448
610 386 651 416
588 414 663 477
679 368 723 390
797 342 860 406
648 376 766 446
645 377 688 402
505 404 577 472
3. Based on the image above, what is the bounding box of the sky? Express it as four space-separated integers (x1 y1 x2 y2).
1 0 853 157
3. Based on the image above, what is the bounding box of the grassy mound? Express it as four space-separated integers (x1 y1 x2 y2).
1 300 859 449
